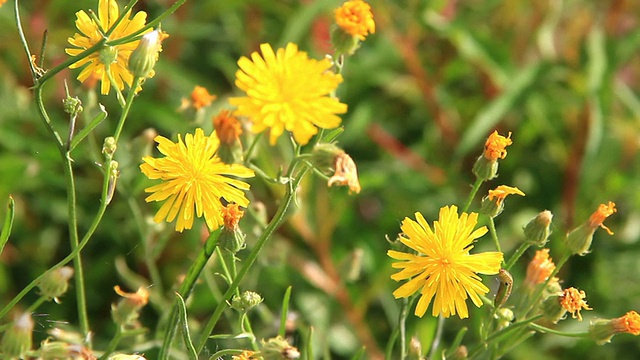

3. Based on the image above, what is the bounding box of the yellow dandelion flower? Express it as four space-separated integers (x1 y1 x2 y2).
483 131 512 161
66 0 149 95
335 0 376 40
388 206 503 319
140 128 255 232
232 350 257 360
229 43 347 145
559 287 592 321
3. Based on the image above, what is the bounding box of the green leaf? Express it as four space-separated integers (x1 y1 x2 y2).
176 292 198 360
279 285 293 337
0 195 14 256
69 104 107 152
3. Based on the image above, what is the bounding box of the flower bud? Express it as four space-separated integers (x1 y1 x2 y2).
481 186 525 218
262 336 300 360
218 203 247 253
523 210 553 246
128 30 167 78
231 291 263 313
472 131 512 181
103 137 117 157
589 311 640 345
63 96 83 116
407 337 422 360
495 308 514 330
39 339 93 360
111 286 149 327
213 110 244 164
1 313 33 359
108 354 146 360
449 346 468 360
99 46 118 66
38 266 74 302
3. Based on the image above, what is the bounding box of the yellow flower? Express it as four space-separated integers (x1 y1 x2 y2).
483 131 512 161
335 0 376 40
232 350 257 360
229 43 347 145
388 206 503 319
66 0 149 95
559 287 592 321
487 185 525 205
140 128 255 232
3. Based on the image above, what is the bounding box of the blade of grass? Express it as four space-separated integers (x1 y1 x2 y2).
279 286 293 337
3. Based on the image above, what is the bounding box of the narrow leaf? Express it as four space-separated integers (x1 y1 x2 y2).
69 104 108 151
279 286 293 337
0 196 15 256
176 292 198 360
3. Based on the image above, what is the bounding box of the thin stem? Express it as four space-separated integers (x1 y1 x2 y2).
504 242 530 271
194 165 311 355
113 77 142 142
428 315 446 360
468 314 543 359
109 0 189 46
14 0 37 81
528 323 589 338
463 178 483 213
399 298 408 360
0 157 114 320
243 133 264 165
25 296 48 314
158 230 222 360
99 326 123 360
487 217 505 267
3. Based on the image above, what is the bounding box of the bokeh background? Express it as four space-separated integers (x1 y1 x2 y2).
1 0 640 359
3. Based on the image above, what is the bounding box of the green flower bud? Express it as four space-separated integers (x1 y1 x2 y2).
99 46 118 66
38 266 74 302
541 293 566 324
128 30 164 78
103 137 117 157
231 291 263 313
523 210 553 246
331 24 361 57
1 313 33 359
472 155 498 181
62 96 83 116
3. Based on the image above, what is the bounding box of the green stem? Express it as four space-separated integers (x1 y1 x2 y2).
194 165 311 355
463 178 483 213
99 326 123 360
523 252 570 317
504 242 531 271
113 77 142 142
468 314 543 359
25 296 48 314
428 315 446 359
528 323 589 338
157 229 221 360
14 0 37 81
0 156 115 320
243 133 263 165
487 217 505 266
108 0 189 46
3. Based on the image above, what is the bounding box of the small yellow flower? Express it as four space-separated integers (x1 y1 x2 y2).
66 0 149 95
524 248 556 289
191 86 217 110
483 131 512 161
328 152 361 194
614 311 640 335
229 43 347 145
559 287 592 321
388 206 503 319
214 110 243 145
334 0 376 40
140 129 255 232
114 286 149 307
588 201 617 235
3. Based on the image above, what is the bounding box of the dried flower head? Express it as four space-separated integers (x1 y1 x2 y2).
328 152 361 194
559 287 592 321
524 249 556 289
190 86 217 110
214 110 243 145
483 131 513 161
588 201 617 235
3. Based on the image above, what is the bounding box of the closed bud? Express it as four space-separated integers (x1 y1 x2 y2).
128 30 166 78
38 266 74 302
1 313 33 359
39 339 93 360
523 210 553 246
99 46 118 66
63 96 83 116
103 137 117 156
472 155 498 181
449 345 468 360
231 291 263 313
495 308 514 330
407 336 422 360
541 293 567 324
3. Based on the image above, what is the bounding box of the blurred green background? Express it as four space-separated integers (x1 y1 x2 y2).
1 0 640 359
